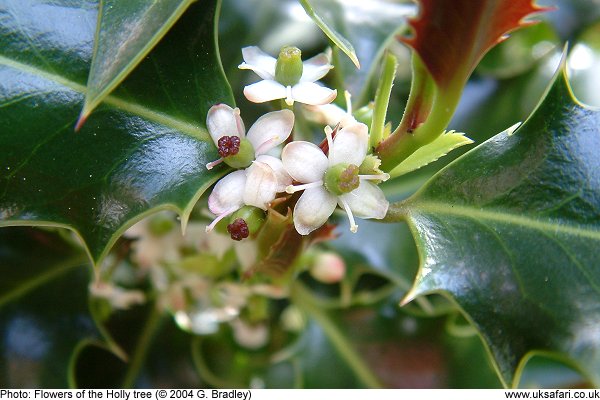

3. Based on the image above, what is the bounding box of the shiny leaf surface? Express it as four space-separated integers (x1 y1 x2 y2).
0 0 233 264
393 63 600 387
79 0 195 124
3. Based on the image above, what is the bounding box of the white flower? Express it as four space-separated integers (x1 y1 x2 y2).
282 123 390 235
239 46 337 106
204 105 294 233
205 104 294 170
303 90 357 129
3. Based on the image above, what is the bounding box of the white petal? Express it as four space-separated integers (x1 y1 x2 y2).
303 103 356 128
256 154 292 192
246 109 294 155
291 82 337 105
206 104 246 145
238 46 276 80
243 161 277 210
301 52 333 82
208 170 246 215
338 181 389 219
243 80 287 103
329 122 369 167
293 186 337 235
281 141 328 183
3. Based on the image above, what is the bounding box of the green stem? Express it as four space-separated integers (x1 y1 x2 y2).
370 52 397 149
122 307 163 388
292 282 383 388
376 55 462 171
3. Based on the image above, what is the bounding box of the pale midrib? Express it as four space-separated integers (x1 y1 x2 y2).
412 201 600 241
0 54 209 141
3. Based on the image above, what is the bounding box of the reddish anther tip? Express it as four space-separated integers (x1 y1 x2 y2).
227 218 249 241
217 135 241 158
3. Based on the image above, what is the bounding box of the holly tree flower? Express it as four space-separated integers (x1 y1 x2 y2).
205 104 293 237
239 46 337 106
282 122 390 235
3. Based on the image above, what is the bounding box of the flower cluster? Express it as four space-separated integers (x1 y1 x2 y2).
206 45 389 241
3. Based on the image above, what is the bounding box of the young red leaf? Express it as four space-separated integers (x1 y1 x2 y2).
402 0 550 89
377 0 551 171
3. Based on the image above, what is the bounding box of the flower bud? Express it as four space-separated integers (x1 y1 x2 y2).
324 163 360 195
275 46 303 86
310 251 346 284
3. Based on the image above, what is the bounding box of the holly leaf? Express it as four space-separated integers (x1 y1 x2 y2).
377 0 551 171
0 227 95 388
392 60 600 387
389 130 474 178
402 0 550 89
0 0 233 265
298 0 360 68
78 0 196 126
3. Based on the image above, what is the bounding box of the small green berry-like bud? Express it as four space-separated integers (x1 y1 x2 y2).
324 163 360 196
223 138 255 169
275 46 303 86
229 206 265 237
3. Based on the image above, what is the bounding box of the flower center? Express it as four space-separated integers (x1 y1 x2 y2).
275 46 303 86
217 135 241 158
324 163 360 196
227 218 249 241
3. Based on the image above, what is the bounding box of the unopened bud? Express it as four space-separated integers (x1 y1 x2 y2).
311 252 346 284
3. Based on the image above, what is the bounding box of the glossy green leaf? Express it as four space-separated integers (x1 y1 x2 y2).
298 0 359 68
391 62 600 387
300 0 413 104
0 0 233 264
78 0 195 126
0 227 95 388
389 131 474 178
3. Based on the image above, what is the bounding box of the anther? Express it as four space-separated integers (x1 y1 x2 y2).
217 136 241 158
227 218 250 241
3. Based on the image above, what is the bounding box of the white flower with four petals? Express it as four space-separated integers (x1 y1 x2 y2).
239 46 337 106
282 122 390 235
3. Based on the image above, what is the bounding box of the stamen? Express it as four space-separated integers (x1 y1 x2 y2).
206 158 224 170
205 206 239 232
233 108 245 137
359 173 390 182
217 135 241 158
324 126 334 160
285 180 323 194
285 86 294 106
339 198 358 233
254 135 280 155
344 90 352 115
227 218 250 241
